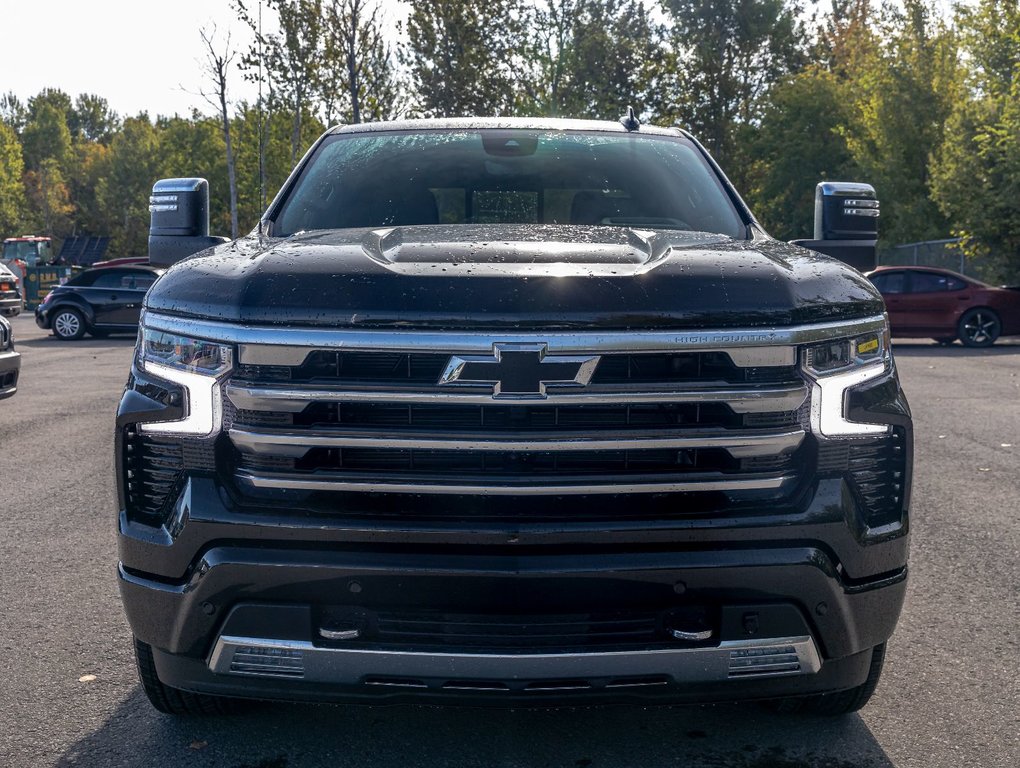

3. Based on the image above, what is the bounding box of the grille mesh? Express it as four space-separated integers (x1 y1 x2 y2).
847 428 907 528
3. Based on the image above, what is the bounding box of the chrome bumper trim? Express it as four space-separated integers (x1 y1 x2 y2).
139 311 886 359
207 634 822 685
226 382 809 414
234 471 795 496
229 426 806 459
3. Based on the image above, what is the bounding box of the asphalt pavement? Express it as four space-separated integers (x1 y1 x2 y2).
1 313 1017 768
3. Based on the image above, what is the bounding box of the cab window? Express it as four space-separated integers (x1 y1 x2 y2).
90 271 130 289
909 272 954 293
870 272 906 294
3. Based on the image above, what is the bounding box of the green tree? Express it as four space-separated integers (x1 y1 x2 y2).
21 103 73 171
158 114 230 236
23 158 74 237
523 0 659 118
69 94 120 143
841 0 958 247
268 0 324 163
66 140 113 237
931 0 1020 279
655 0 806 165
401 0 527 117
743 67 861 239
322 0 404 124
97 116 164 255
0 92 27 134
0 123 26 235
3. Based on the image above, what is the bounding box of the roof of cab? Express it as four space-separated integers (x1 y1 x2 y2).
327 117 685 137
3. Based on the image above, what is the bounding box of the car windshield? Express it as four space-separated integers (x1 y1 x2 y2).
274 130 747 239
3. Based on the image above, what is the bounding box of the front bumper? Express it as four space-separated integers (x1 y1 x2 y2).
0 349 20 399
118 473 907 705
34 306 51 329
0 296 20 316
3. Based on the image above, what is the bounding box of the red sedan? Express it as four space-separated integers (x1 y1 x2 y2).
867 266 1020 347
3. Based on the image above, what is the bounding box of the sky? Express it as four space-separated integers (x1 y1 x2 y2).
1 0 960 121
0 0 406 119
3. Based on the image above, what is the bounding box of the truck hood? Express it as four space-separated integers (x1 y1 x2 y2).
144 225 884 330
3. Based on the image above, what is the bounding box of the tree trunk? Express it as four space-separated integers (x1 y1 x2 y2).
348 2 361 123
220 89 239 239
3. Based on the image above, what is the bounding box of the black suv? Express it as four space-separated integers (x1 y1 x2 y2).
36 265 161 340
117 118 911 716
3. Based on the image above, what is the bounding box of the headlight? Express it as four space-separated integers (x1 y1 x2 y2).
137 327 233 436
803 326 891 437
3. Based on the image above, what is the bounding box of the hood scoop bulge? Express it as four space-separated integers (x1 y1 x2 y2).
360 224 726 277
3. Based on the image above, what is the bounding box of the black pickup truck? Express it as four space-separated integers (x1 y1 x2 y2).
117 118 911 716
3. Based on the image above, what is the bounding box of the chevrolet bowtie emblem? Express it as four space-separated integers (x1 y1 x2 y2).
439 344 601 398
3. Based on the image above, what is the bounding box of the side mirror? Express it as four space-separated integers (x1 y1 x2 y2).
792 182 880 272
147 178 230 266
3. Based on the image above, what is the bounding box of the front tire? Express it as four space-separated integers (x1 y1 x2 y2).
134 637 235 716
51 308 86 341
767 643 886 716
958 308 1001 347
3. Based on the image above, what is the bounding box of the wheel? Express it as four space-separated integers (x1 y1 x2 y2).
957 308 1001 347
134 636 236 715
932 337 956 346
51 307 86 340
766 643 886 716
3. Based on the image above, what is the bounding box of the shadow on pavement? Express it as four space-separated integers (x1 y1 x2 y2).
891 339 1020 357
54 689 896 768
14 335 136 351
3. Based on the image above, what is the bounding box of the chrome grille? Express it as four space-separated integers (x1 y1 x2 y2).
728 644 803 677
235 350 797 387
224 335 810 506
229 645 304 678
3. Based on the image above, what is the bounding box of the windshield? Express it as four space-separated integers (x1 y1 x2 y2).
274 130 747 239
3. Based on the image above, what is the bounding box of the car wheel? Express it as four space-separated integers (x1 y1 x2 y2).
134 637 236 716
52 308 86 340
957 308 1001 347
765 643 886 716
932 337 956 346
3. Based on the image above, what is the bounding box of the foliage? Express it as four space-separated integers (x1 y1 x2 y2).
742 67 861 241
0 123 26 235
931 0 1020 281
1 0 1019 279
96 117 164 255
520 0 660 118
655 0 806 165
401 0 527 117
839 0 958 247
322 0 404 123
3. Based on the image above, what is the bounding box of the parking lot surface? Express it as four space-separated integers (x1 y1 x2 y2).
1 313 1017 768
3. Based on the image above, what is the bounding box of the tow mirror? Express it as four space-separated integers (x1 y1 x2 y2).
147 178 230 266
792 182 880 272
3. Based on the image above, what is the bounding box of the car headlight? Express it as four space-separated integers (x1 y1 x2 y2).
803 326 891 437
137 327 233 436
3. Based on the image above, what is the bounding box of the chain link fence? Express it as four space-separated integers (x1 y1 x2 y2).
877 239 1007 283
